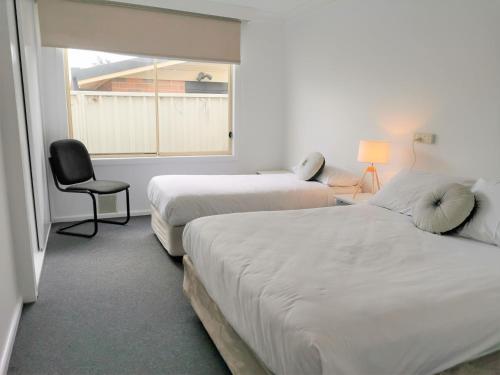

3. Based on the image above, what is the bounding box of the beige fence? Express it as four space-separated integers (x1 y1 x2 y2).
70 91 230 155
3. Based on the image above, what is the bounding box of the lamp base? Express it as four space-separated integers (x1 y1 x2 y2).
353 164 381 198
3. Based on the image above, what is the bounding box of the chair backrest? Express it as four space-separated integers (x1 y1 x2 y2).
49 139 94 185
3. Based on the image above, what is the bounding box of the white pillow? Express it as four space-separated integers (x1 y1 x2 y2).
459 178 500 246
294 152 325 181
315 165 359 187
369 169 474 216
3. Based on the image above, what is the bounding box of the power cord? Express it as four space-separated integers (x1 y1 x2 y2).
411 137 423 170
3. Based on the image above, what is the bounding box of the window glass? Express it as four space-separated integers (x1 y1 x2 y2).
156 61 231 155
66 49 232 156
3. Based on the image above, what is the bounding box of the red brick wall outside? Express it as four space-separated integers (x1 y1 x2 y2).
96 80 113 91
104 78 185 93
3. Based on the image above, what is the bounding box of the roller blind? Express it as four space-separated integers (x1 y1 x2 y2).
37 0 241 64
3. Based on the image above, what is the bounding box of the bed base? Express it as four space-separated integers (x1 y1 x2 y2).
183 256 272 375
183 256 500 375
151 205 185 256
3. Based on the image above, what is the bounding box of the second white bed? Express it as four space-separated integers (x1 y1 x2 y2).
147 173 355 255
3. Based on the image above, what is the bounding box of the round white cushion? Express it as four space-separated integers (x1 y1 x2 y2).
413 183 475 234
295 152 325 181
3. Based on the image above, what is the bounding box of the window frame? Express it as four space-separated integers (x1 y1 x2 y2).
64 49 234 158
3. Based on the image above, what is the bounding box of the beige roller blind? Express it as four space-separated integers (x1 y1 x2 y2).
37 0 241 64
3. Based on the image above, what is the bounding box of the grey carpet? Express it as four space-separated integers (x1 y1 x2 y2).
8 216 229 375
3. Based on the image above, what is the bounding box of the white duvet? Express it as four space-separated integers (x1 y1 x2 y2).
147 174 343 226
183 204 500 375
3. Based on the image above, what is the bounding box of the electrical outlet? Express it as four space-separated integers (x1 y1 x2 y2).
414 132 435 144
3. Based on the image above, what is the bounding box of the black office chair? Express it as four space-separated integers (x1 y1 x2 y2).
49 139 130 238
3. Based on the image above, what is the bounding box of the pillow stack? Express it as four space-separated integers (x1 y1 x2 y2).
294 152 325 181
459 179 500 246
369 170 500 244
368 169 474 216
315 165 360 187
292 153 360 187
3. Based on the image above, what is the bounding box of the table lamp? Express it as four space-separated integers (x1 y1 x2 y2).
353 140 390 197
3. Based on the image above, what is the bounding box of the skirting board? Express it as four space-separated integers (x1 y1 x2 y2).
51 209 150 223
0 299 22 375
41 222 51 252
34 223 50 287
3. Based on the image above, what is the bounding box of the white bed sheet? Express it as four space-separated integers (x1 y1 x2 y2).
183 204 500 375
147 173 348 226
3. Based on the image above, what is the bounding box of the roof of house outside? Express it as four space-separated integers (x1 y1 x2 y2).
71 57 153 84
70 57 229 94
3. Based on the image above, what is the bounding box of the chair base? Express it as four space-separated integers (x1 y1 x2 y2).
57 217 130 238
56 189 130 238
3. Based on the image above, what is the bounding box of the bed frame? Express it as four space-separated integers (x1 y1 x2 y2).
151 205 185 256
183 256 272 375
182 255 500 375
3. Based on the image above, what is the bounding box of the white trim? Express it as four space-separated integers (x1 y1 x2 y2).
70 91 229 98
91 154 238 166
0 299 22 375
34 222 51 290
51 209 150 223
34 250 45 294
111 0 261 21
41 222 51 251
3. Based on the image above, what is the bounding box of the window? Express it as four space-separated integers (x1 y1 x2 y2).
65 49 233 157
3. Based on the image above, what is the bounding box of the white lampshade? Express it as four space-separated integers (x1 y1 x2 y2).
357 140 390 164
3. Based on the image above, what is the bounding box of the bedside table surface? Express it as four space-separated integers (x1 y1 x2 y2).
256 170 292 175
335 193 373 205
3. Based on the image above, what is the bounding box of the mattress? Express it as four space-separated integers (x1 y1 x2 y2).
183 255 500 375
183 204 500 375
147 173 353 226
150 205 185 256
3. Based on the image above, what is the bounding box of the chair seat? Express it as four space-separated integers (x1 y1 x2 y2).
66 180 130 194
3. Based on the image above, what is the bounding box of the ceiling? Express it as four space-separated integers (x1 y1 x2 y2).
118 0 333 20
209 0 333 17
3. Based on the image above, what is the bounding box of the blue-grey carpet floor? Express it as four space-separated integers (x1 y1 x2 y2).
8 216 229 375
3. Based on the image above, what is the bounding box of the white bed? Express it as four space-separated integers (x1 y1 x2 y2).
147 173 355 255
183 204 500 375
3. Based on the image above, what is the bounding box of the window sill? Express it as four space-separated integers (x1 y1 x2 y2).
91 154 237 166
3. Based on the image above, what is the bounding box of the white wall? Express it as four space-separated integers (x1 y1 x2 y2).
0 130 22 375
16 0 51 251
284 0 500 183
0 0 38 371
43 19 286 221
0 0 38 303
